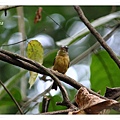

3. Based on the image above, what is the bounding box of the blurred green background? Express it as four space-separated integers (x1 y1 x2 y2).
0 6 120 114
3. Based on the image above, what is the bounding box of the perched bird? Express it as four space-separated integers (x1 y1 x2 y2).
52 46 70 90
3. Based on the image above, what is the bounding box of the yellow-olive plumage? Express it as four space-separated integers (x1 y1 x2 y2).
52 46 70 90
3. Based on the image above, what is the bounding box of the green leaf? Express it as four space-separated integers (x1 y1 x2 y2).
39 102 43 113
39 95 67 112
0 70 27 99
48 95 67 112
0 100 16 114
56 10 120 46
43 49 57 68
67 88 77 101
26 40 44 89
90 50 120 95
0 87 22 114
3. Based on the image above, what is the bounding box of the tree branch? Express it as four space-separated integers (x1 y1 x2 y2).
0 49 76 109
70 24 120 65
0 79 23 114
0 49 108 101
51 70 108 100
0 5 20 11
48 70 76 109
74 6 120 68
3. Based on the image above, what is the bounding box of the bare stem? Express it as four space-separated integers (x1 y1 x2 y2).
41 96 50 113
40 108 73 115
17 6 27 101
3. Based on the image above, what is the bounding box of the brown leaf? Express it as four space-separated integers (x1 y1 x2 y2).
111 102 120 112
75 87 105 110
84 100 117 114
75 87 118 114
34 7 42 24
105 87 120 100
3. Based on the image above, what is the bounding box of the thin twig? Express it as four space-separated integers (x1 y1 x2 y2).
24 102 39 114
41 96 50 113
40 108 73 115
0 79 23 114
2 39 27 46
42 10 70 38
18 83 53 114
70 24 120 65
74 6 120 68
0 5 20 11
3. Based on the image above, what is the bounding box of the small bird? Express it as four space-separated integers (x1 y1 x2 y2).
52 46 70 90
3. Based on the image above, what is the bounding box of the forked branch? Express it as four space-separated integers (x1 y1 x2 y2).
74 6 120 68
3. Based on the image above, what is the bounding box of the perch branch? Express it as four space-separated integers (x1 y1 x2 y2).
0 49 108 101
0 49 76 109
51 70 108 100
48 70 76 109
74 6 120 68
0 79 23 114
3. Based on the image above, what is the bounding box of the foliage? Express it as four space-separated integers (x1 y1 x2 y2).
0 6 120 114
90 50 120 95
26 40 43 88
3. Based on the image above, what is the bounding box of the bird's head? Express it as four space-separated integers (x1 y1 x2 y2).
57 46 69 56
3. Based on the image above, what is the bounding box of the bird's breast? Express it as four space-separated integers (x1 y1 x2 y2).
53 55 69 74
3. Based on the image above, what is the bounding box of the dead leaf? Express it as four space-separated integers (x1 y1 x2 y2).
84 100 117 114
75 87 118 114
75 87 105 110
34 7 42 24
105 87 120 100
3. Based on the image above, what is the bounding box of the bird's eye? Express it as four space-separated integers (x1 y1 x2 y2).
64 46 68 51
60 46 68 52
